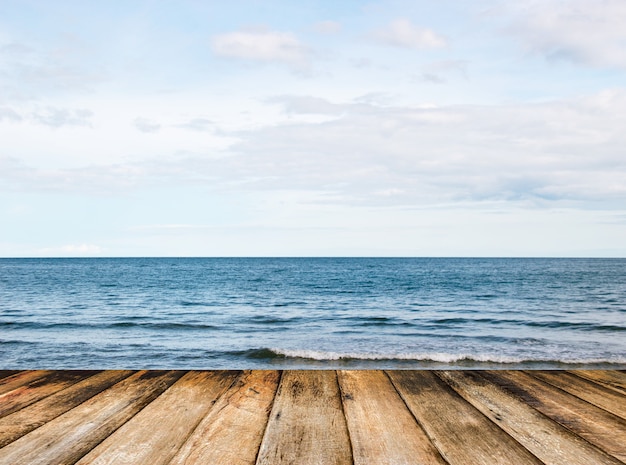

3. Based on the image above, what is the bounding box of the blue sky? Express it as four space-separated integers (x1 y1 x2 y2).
1 0 625 256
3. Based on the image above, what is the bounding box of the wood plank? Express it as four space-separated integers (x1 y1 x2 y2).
438 370 623 465
0 371 18 381
0 371 53 396
75 370 239 465
0 370 183 465
0 370 96 419
0 370 134 448
169 370 280 465
388 370 544 465
256 370 352 465
480 370 626 462
570 370 626 395
338 370 446 465
528 371 626 420
77 371 239 465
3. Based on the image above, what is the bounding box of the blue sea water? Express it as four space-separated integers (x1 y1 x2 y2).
0 257 625 369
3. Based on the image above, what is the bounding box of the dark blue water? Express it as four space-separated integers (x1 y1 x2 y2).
1 258 624 369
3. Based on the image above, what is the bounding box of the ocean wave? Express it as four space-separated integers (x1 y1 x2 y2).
0 321 218 331
526 321 626 331
232 348 626 365
426 317 626 332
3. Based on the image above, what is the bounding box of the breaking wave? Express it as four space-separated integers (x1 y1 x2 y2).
233 348 626 366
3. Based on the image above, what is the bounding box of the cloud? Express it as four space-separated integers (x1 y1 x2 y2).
39 244 103 256
412 60 469 84
133 117 161 133
227 91 626 206
414 73 446 84
0 156 150 194
211 28 311 70
175 118 213 132
313 20 341 35
0 39 105 102
0 107 22 122
266 95 345 115
505 0 626 68
32 107 93 128
2 91 626 210
373 19 447 50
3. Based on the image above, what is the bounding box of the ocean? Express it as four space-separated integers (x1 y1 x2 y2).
0 257 624 370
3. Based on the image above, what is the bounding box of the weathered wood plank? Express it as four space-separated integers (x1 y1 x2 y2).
0 370 96 419
0 370 134 448
338 370 446 465
570 370 626 395
528 371 626 420
0 371 18 381
438 370 622 465
0 370 183 465
388 370 544 465
76 370 238 465
0 371 53 396
256 370 352 465
170 370 280 465
480 370 626 462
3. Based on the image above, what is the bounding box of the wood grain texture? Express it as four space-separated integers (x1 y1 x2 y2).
438 370 623 465
76 370 238 465
0 371 53 396
0 372 18 382
338 370 446 465
388 370 544 465
481 370 626 462
0 370 134 448
570 370 626 395
256 370 352 465
528 371 626 420
1 369 625 465
0 370 183 465
170 370 280 465
0 370 95 419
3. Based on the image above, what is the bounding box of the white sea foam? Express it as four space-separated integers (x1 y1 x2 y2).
266 348 626 365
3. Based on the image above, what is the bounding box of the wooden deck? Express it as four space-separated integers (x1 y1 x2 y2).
0 370 625 464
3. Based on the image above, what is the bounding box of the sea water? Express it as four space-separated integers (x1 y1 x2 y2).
1 257 624 369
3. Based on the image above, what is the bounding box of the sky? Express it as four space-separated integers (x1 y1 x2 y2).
1 0 625 257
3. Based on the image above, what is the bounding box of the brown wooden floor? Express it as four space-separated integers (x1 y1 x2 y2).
0 370 624 464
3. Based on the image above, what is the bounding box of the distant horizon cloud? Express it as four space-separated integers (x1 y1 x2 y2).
38 243 103 256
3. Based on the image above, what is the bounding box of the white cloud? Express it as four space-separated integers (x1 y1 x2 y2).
373 19 447 50
415 73 446 84
39 244 103 256
175 118 213 132
505 0 626 68
211 28 311 70
0 39 105 103
266 95 345 115
133 117 161 133
2 90 626 210
0 107 22 122
32 107 93 128
228 91 626 206
412 60 468 84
